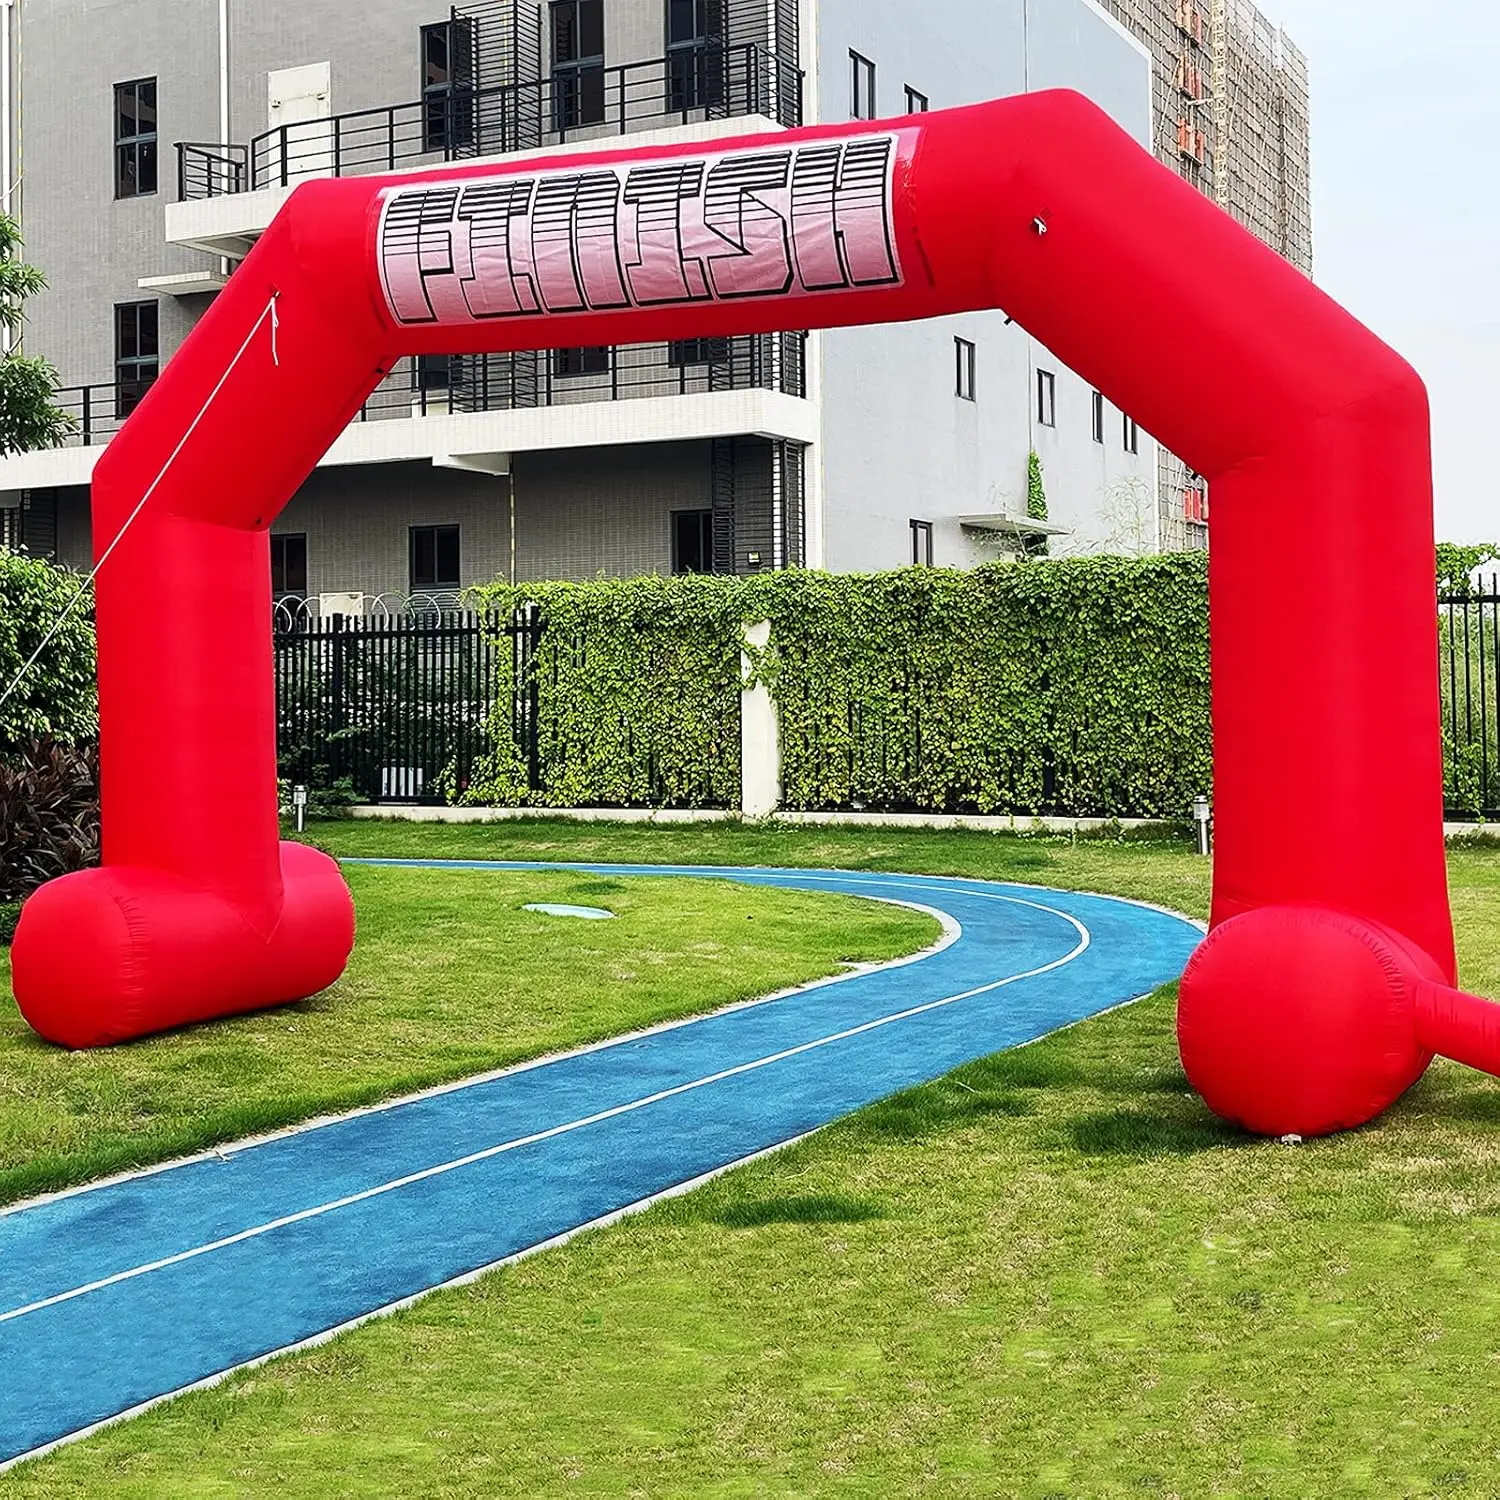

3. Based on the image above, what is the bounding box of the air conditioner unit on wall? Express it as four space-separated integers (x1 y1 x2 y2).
319 592 364 619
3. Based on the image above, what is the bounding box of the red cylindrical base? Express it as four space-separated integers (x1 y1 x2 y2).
1178 905 1446 1138
10 843 354 1049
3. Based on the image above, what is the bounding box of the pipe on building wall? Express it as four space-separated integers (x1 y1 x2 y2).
218 0 229 142
219 0 231 278
1 0 14 356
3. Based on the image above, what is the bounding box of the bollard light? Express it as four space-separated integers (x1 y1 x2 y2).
1192 794 1212 857
292 784 309 834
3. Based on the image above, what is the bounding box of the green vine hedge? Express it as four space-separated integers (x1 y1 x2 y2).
0 550 96 758
459 574 745 809
748 555 1211 817
462 555 1214 819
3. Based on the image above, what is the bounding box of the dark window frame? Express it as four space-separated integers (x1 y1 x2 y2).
667 0 725 111
850 50 876 120
554 345 611 378
409 523 462 592
551 0 606 129
413 354 464 391
668 336 731 367
421 18 476 153
910 519 934 567
1124 413 1140 455
114 77 158 199
114 299 160 419
955 337 976 401
671 508 714 575
1037 368 1056 428
1091 389 1106 444
270 533 309 598
904 85 929 113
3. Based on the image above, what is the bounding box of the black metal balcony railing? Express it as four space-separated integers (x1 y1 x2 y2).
39 334 807 452
361 333 806 419
47 385 130 449
177 44 802 201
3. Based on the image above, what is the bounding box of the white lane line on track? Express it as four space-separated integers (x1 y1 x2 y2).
0 886 1088 1327
0 1127 824 1475
1 886 963 1221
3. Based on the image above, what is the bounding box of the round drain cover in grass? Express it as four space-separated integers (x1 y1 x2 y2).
523 903 616 920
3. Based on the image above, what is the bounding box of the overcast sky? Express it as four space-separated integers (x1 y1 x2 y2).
1264 0 1499 542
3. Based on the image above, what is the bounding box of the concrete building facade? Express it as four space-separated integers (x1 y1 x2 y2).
0 0 1168 606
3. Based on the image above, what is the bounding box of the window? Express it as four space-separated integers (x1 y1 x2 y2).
114 78 157 198
955 337 976 401
668 0 724 111
669 337 730 367
850 50 876 120
422 19 475 152
1123 413 1140 455
414 354 462 390
554 345 611 377
1091 390 1105 444
271 534 308 598
904 85 929 113
551 0 605 129
910 519 934 567
410 524 461 591
1036 369 1056 427
114 300 159 418
671 509 714 574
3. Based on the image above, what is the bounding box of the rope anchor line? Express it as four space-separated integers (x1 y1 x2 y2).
0 293 283 719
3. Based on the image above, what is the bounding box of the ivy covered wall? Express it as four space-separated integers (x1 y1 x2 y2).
749 556 1210 817
460 574 745 810
465 555 1214 819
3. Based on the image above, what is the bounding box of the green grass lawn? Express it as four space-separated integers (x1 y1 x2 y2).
0 867 937 1209
7 821 1500 1496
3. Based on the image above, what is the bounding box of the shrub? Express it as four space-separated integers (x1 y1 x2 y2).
0 550 96 757
0 739 101 903
0 901 18 946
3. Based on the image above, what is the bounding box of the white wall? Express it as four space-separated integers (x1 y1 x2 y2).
809 0 1158 571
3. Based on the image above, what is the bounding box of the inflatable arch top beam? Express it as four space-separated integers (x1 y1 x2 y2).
11 92 1490 1135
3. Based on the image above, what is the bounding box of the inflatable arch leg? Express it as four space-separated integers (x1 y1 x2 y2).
9 91 1489 1135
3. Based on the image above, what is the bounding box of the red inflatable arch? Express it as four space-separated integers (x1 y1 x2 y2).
12 91 1500 1134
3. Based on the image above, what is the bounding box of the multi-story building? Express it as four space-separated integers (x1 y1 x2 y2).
0 0 1165 607
1098 0 1313 550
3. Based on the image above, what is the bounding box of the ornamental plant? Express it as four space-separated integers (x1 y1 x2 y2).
0 738 100 905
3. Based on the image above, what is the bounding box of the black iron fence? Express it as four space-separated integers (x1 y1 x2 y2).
179 44 801 199
48 334 806 455
1442 581 1500 820
274 609 541 805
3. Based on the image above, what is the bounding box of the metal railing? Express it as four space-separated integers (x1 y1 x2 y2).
1442 579 1500 820
36 334 806 454
274 603 740 808
358 334 806 422
178 44 801 200
45 386 130 449
275 607 527 805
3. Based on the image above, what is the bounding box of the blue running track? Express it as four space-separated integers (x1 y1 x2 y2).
0 863 1202 1468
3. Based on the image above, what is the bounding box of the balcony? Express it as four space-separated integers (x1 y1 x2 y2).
0 334 814 491
169 44 799 255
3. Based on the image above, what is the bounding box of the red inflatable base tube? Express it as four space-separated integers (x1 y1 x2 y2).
12 845 354 1050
